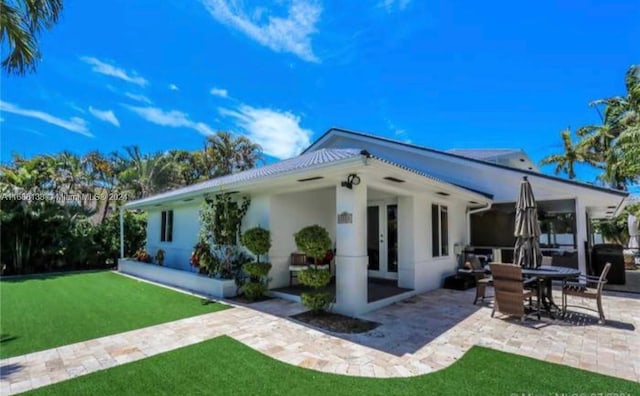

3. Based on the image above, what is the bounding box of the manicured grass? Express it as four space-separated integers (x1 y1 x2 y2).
27 336 639 396
0 271 229 358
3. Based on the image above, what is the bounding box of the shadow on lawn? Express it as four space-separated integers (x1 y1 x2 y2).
0 334 19 344
0 363 24 379
0 269 109 283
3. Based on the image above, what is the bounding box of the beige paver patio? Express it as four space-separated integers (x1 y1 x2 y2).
1 276 639 395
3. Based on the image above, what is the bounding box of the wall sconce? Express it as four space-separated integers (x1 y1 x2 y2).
341 174 361 189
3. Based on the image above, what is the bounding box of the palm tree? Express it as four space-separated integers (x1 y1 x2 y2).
540 128 584 179
581 65 640 188
203 131 263 177
167 149 208 186
118 146 177 199
1 0 63 75
84 150 125 222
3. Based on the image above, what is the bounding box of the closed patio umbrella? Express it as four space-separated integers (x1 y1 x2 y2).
513 176 543 269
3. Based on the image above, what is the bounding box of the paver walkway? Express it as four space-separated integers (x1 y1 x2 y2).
1 276 639 395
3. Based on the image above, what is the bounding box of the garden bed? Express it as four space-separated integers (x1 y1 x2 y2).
291 311 380 334
118 259 237 298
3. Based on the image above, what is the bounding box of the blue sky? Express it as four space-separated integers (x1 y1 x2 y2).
1 0 638 189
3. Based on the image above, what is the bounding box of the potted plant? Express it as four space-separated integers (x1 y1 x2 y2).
240 227 272 300
155 249 165 266
133 248 152 263
294 225 333 314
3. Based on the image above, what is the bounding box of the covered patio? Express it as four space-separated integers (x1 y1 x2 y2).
261 159 490 316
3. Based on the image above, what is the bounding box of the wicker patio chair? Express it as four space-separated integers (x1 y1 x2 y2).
289 253 307 286
490 263 540 321
562 262 611 324
466 255 492 304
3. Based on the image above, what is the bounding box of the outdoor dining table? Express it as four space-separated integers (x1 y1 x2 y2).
457 265 581 317
521 266 581 316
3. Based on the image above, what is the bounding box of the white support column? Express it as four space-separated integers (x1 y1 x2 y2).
119 207 125 259
575 197 588 275
397 195 415 289
335 179 368 316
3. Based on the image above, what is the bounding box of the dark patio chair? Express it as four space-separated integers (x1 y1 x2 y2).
562 262 611 324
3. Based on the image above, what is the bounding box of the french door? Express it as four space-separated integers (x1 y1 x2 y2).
367 201 398 279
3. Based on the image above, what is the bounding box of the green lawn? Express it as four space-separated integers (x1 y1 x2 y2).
26 336 639 396
0 271 229 358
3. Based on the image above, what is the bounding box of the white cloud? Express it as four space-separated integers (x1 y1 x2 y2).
0 100 93 137
379 0 411 12
124 92 153 104
81 56 148 86
219 104 311 159
169 84 179 91
210 87 229 98
201 0 321 62
88 107 120 127
125 105 215 136
385 117 410 143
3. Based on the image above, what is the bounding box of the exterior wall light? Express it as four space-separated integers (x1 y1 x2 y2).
341 174 361 189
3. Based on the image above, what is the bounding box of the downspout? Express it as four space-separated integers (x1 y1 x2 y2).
466 202 492 246
119 207 125 259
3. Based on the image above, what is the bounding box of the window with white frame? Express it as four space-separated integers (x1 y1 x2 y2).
431 204 449 257
160 210 173 242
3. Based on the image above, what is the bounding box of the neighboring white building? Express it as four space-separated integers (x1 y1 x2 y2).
120 128 629 316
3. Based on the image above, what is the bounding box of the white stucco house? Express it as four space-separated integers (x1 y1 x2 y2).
118 127 629 316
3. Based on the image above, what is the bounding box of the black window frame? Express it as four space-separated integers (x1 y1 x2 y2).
431 204 449 257
160 210 173 242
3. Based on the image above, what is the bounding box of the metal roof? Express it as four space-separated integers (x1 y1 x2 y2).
125 147 494 209
125 148 364 208
445 148 522 160
306 127 629 197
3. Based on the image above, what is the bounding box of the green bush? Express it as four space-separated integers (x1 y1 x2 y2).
294 225 332 263
298 267 331 288
241 282 268 301
241 227 271 263
301 292 333 314
298 267 332 314
243 262 272 278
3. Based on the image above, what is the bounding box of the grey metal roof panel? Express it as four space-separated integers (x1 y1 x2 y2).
125 148 363 207
446 148 522 160
365 152 494 199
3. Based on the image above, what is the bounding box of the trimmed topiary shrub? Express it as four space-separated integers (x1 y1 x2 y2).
298 267 332 287
294 225 332 264
241 282 268 300
301 292 333 314
240 227 272 301
243 262 272 278
295 225 333 314
241 227 271 263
